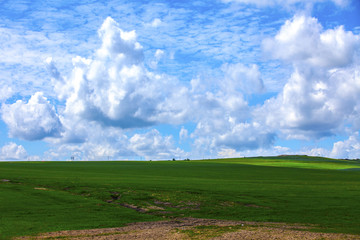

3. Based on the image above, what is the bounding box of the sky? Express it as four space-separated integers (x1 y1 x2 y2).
0 0 359 161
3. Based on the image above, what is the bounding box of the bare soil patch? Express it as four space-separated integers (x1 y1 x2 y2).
16 218 360 240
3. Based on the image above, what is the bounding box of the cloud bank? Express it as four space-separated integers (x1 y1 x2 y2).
1 11 359 160
45 17 275 159
258 15 360 140
0 142 27 160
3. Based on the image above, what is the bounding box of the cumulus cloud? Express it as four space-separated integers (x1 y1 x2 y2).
0 142 27 160
302 147 330 158
330 133 360 159
129 129 184 160
39 15 360 160
257 15 360 139
222 63 264 94
216 122 275 150
82 142 124 160
218 145 291 158
42 17 281 159
50 17 190 129
263 15 359 68
44 110 187 161
218 148 243 158
185 60 279 156
45 57 68 100
45 123 132 160
184 62 277 157
47 126 185 161
97 17 144 64
1 92 63 141
193 116 275 154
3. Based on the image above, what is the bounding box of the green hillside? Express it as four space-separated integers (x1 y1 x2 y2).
206 155 360 170
1 156 360 239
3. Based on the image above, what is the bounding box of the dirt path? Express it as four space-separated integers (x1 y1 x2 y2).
16 218 360 240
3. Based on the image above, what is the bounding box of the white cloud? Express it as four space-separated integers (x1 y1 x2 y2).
179 127 189 140
129 129 184 160
151 18 162 27
216 122 276 150
221 0 348 7
222 63 264 94
1 92 63 141
50 17 190 129
0 84 13 102
149 49 165 69
44 123 132 161
181 59 282 156
0 26 83 97
193 117 275 154
302 147 330 157
0 27 50 67
83 142 122 160
257 15 360 139
45 17 273 160
218 145 292 158
263 15 359 68
97 17 144 64
155 49 164 59
330 133 360 159
0 142 27 160
185 62 277 156
218 148 243 158
191 99 274 154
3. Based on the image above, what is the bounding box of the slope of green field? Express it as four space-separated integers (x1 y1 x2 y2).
1 156 360 239
207 155 360 170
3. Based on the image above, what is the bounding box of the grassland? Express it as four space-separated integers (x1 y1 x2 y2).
1 155 360 239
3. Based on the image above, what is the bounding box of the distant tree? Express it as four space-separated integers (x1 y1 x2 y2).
172 158 176 161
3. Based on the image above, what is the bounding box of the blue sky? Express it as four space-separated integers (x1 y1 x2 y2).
0 0 359 160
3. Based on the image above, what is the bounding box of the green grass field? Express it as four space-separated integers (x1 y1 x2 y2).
1 156 360 239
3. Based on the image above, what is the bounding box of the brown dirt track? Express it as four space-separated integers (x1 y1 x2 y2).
16 218 360 240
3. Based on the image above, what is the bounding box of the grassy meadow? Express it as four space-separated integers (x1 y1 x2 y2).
1 156 360 239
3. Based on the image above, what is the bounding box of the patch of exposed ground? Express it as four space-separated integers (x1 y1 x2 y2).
34 187 49 191
16 218 360 240
104 192 201 214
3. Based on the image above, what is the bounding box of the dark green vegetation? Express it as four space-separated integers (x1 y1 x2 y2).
1 156 360 239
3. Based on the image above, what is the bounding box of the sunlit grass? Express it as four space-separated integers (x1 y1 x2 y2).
206 155 360 170
1 155 360 239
